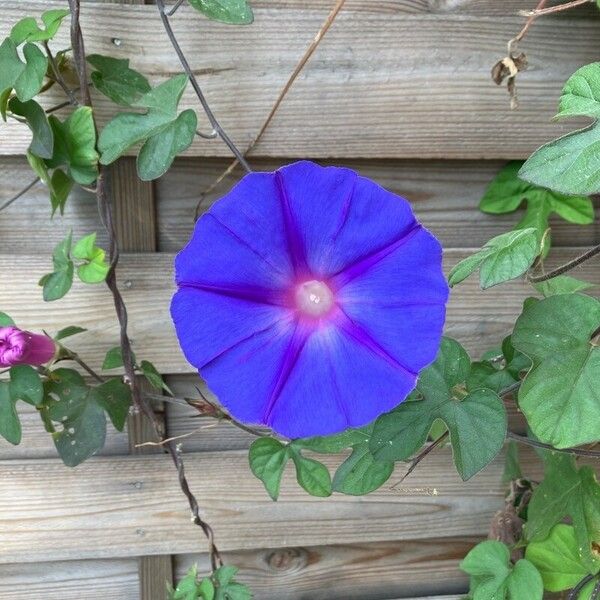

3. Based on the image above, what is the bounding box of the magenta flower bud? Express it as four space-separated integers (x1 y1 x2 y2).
0 327 56 368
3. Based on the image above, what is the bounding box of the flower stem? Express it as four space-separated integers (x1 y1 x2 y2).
528 244 600 283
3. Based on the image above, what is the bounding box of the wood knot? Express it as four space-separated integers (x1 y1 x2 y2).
265 548 309 573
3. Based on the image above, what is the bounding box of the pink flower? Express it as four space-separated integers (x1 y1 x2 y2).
0 327 56 368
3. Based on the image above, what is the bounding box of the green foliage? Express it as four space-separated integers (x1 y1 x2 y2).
512 293 600 448
533 275 594 297
10 9 69 44
139 359 172 394
47 107 99 185
460 540 543 600
331 442 394 495
39 232 74 301
26 152 73 216
93 378 132 432
8 97 53 158
188 0 254 25
97 75 197 181
525 524 600 592
168 565 251 600
526 452 600 572
9 365 43 406
0 311 15 326
502 440 522 483
0 381 22 445
480 161 594 254
370 338 507 481
44 368 107 466
289 450 332 497
87 54 151 106
448 228 539 289
72 232 110 284
40 232 109 300
102 346 133 370
54 325 87 341
520 62 600 195
0 38 47 102
248 437 289 500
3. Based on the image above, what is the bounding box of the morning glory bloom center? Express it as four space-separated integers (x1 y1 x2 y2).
295 279 335 317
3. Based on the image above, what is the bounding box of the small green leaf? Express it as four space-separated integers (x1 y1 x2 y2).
10 9 70 44
448 228 539 289
169 566 205 600
533 275 594 297
291 427 370 454
502 440 522 483
87 54 151 106
73 233 110 284
213 565 251 600
0 38 47 102
55 326 87 341
9 365 43 406
50 169 73 216
460 540 543 600
137 109 197 181
290 451 332 497
370 338 507 481
525 524 600 592
98 75 196 180
139 360 172 394
8 97 53 158
47 107 99 185
102 346 125 370
93 378 132 431
0 311 15 326
40 232 74 301
512 293 600 448
520 62 600 195
0 381 22 445
526 452 600 572
466 361 517 394
248 437 289 501
332 442 393 495
188 0 254 25
44 368 106 466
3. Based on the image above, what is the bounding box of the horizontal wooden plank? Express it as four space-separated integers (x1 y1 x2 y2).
0 446 544 563
1 250 598 375
0 2 598 158
165 374 526 455
0 402 129 460
156 158 600 252
3 157 599 255
175 537 472 600
0 559 139 600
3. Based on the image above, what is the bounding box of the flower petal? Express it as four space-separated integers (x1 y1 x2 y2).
335 227 448 372
176 172 293 291
267 322 417 438
171 287 292 369
277 161 417 277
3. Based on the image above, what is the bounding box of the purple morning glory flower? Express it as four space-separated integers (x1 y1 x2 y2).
171 161 448 438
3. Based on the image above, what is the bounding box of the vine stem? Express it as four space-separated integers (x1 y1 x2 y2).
67 0 223 572
569 574 596 600
528 243 600 283
0 177 40 212
195 0 348 217
155 0 251 173
519 0 593 18
507 431 600 459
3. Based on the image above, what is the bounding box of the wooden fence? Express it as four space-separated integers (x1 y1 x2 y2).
0 1 599 599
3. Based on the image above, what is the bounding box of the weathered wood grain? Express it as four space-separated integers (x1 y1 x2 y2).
155 158 600 252
0 559 139 600
0 2 598 158
0 398 129 460
0 446 545 564
1 249 598 374
3 157 598 255
175 538 473 600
